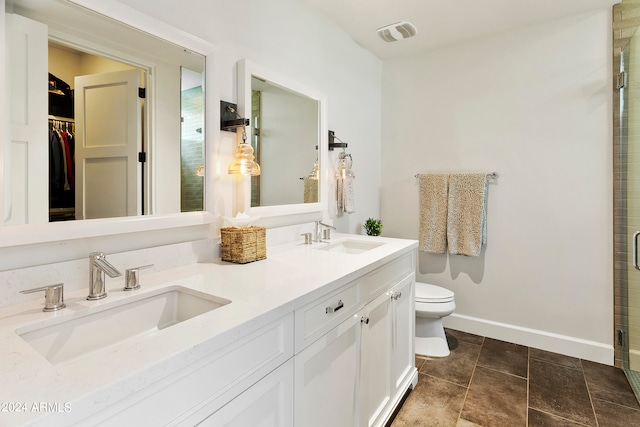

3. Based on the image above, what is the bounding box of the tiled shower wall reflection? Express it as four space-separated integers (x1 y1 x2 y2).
181 85 205 212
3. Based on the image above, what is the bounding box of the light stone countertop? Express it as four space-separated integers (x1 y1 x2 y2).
0 233 417 426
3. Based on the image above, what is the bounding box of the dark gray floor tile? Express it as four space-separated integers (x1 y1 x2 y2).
445 328 485 346
529 347 582 370
476 337 528 378
416 356 426 371
391 373 467 427
529 358 596 426
420 340 481 387
528 408 588 426
592 398 640 426
459 366 527 426
402 333 640 427
582 360 640 409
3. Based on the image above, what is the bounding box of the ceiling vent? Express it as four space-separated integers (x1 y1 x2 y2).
376 21 417 42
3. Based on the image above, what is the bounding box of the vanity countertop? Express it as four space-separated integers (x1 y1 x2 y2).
0 234 417 426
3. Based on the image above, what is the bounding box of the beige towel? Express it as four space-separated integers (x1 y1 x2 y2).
418 174 449 253
447 173 487 257
303 177 318 203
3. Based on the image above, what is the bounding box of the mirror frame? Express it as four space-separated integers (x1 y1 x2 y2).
0 0 217 248
236 58 328 225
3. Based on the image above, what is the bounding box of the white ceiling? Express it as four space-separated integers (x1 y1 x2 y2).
306 0 619 60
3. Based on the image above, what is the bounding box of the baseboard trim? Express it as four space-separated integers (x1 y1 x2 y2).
443 313 614 365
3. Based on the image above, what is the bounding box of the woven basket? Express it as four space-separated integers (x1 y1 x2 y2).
220 226 267 264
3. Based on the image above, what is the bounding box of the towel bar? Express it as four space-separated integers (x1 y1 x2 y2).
414 171 499 179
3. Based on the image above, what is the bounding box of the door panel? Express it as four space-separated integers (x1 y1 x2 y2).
5 13 48 224
75 69 141 219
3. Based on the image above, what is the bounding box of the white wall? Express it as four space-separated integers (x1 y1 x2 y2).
381 9 614 362
0 0 381 303
118 0 383 234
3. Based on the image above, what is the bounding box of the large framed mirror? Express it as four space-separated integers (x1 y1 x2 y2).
236 59 328 223
1 0 215 248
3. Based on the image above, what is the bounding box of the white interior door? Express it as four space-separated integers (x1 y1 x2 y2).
5 13 48 225
74 69 141 220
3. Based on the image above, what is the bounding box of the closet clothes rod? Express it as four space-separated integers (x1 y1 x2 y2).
414 171 499 179
48 115 74 122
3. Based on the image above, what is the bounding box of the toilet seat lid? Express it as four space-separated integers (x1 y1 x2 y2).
415 282 455 303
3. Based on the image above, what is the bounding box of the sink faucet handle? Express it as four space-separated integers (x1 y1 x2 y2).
124 264 154 291
318 221 337 230
301 233 313 244
21 283 66 312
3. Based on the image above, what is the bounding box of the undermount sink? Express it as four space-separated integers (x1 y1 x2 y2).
16 287 231 365
317 239 385 254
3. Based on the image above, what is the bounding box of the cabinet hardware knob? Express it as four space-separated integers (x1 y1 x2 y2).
361 316 370 324
391 291 402 300
326 300 344 314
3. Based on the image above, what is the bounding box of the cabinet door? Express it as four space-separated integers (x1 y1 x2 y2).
295 313 362 427
197 358 294 427
360 291 392 427
390 275 415 395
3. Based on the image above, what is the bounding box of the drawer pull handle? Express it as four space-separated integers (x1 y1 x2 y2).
361 316 370 324
391 291 402 301
326 300 344 314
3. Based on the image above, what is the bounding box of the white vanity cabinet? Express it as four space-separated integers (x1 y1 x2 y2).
197 358 294 426
294 311 363 426
360 274 416 427
389 275 416 400
294 251 417 427
86 314 294 427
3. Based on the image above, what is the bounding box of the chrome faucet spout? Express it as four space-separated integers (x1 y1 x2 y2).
315 221 337 242
93 257 121 278
88 252 122 301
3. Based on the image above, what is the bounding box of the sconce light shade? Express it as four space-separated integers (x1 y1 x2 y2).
195 164 205 177
307 159 319 180
228 135 261 176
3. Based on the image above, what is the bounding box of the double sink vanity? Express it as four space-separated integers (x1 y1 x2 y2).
0 234 418 426
2 1 418 425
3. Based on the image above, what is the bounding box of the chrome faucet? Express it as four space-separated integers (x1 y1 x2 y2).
87 252 122 301
315 221 337 242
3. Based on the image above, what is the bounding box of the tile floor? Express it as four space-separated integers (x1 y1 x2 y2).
391 329 640 426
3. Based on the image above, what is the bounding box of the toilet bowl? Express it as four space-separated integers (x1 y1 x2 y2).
415 282 455 357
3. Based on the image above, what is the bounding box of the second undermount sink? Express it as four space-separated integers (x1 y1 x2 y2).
317 239 385 254
16 287 231 365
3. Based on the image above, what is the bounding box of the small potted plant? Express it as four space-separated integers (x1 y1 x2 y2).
363 218 383 236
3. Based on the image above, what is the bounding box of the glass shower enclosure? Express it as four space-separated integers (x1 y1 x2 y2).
617 23 640 400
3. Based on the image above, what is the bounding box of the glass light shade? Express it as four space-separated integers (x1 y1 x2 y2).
228 142 261 176
307 159 319 180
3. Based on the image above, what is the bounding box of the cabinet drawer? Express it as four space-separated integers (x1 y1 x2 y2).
295 280 361 353
362 252 415 300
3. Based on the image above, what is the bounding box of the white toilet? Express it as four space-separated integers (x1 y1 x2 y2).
415 282 456 357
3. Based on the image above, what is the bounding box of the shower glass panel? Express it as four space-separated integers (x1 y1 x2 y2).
618 28 640 399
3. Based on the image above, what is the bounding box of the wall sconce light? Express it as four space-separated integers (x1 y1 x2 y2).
221 100 261 176
228 129 261 176
328 130 348 151
221 101 250 132
195 164 205 177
